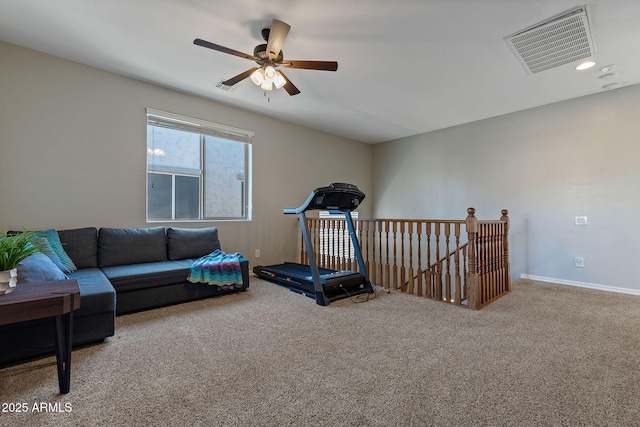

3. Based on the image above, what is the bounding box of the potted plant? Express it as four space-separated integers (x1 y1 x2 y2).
0 231 45 295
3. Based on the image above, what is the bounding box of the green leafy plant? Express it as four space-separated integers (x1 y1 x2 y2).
0 231 46 271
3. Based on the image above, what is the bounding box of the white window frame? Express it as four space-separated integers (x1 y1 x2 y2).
146 108 254 222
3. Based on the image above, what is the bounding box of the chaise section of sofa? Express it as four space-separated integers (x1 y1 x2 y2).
0 227 116 366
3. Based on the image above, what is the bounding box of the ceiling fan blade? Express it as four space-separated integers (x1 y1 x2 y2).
266 19 291 60
223 68 259 86
281 60 338 71
278 71 300 96
194 38 257 61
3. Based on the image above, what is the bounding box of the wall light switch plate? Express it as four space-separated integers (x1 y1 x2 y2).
575 216 588 226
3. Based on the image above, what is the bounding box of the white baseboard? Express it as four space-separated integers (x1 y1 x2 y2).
520 274 640 296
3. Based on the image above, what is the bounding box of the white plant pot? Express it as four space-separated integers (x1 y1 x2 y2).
0 268 18 295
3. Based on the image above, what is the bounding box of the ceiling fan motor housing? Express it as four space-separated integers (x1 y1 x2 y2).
254 44 283 62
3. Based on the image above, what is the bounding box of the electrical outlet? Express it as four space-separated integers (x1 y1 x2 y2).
255 249 260 258
575 257 584 268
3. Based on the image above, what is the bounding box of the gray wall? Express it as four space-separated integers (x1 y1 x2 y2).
373 84 640 293
0 42 373 267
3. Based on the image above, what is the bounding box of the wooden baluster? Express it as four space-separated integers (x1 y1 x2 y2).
351 219 362 271
334 220 340 270
390 221 398 289
399 221 406 292
350 218 355 272
317 219 323 268
495 223 500 299
434 222 442 300
372 220 378 286
330 220 335 270
454 223 461 304
407 222 414 295
342 222 352 270
462 244 468 301
416 222 423 297
310 219 315 266
309 218 314 265
466 208 479 309
334 220 339 270
372 220 378 285
354 219 360 272
488 223 493 301
339 219 345 270
363 219 369 277
482 223 488 304
490 224 496 299
445 222 451 303
301 219 306 264
425 222 432 298
384 220 390 290
376 220 382 286
314 218 323 265
476 224 487 307
325 219 330 269
501 209 510 294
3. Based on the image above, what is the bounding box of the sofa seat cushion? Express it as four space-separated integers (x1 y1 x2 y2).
66 268 116 317
101 259 195 293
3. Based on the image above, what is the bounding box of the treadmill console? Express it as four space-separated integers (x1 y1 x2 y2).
285 183 365 214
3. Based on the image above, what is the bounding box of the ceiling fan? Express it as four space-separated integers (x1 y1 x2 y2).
194 19 338 96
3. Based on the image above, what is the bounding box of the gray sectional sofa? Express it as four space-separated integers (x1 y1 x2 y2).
0 226 249 366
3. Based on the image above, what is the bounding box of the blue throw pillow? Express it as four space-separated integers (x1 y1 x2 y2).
30 236 68 272
35 229 77 273
16 253 68 284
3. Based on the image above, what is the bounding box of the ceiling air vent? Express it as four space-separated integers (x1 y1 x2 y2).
504 6 596 74
214 78 239 92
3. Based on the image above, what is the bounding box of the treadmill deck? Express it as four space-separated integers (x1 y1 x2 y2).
253 262 368 299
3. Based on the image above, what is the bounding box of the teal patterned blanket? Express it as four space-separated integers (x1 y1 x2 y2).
188 249 244 289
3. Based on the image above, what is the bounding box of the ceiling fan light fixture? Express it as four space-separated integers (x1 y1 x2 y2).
260 80 273 91
250 68 265 86
264 65 277 80
273 71 286 89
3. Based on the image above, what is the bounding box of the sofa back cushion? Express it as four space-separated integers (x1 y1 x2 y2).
98 227 168 268
166 227 221 260
58 227 99 269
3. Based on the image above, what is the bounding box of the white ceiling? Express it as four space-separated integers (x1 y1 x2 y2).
1 0 639 144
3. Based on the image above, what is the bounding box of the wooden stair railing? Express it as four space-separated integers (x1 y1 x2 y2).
301 208 510 309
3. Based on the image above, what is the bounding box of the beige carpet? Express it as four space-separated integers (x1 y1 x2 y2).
1 277 639 427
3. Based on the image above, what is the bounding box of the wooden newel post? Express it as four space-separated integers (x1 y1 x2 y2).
466 207 479 309
500 209 510 292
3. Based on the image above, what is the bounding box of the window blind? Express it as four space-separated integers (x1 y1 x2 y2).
146 107 254 144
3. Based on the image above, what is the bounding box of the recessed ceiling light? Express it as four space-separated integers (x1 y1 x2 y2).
599 64 616 73
576 61 596 71
602 83 619 90
598 73 616 81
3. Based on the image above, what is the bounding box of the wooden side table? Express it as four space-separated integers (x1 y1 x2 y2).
0 280 81 394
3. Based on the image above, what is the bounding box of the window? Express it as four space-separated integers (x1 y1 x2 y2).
146 108 253 221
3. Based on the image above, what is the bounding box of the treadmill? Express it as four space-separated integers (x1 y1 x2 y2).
253 183 374 306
